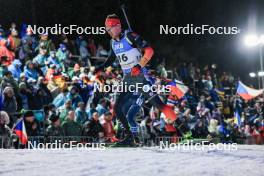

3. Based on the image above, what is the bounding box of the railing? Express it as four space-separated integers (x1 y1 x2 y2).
0 135 14 149
1 135 264 149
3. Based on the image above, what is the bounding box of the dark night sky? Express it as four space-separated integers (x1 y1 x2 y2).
0 0 264 83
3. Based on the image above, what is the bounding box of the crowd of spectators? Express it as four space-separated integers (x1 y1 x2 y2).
0 23 264 148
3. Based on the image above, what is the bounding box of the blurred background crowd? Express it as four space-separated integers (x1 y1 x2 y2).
0 23 264 148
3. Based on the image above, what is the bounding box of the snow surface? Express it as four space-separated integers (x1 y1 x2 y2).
0 145 264 176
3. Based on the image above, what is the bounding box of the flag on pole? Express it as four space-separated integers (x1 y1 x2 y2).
168 80 189 99
13 118 28 145
234 110 241 127
237 81 264 100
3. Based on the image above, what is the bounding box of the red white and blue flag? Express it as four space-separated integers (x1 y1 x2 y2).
237 81 264 100
13 118 28 145
168 80 189 99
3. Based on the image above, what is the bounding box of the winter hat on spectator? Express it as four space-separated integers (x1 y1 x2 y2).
50 64 57 69
22 39 28 45
104 111 112 116
99 98 106 104
49 114 60 123
79 73 88 79
79 67 84 73
27 78 37 83
0 111 10 125
13 59 22 66
90 75 96 82
26 27 33 35
117 75 122 79
59 44 66 51
38 76 45 84
49 50 56 55
24 110 34 118
69 86 79 94
72 76 80 82
40 32 48 37
19 82 27 89
39 42 47 50
20 73 25 78
3 87 14 96
90 66 95 72
11 28 18 35
3 70 12 76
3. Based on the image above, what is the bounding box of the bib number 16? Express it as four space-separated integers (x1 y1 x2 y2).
117 54 128 63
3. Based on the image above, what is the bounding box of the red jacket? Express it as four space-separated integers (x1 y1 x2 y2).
102 120 118 142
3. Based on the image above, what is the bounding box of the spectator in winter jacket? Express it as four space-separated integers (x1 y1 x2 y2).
36 77 53 103
22 27 38 52
47 50 62 70
8 28 21 53
96 98 108 117
82 111 104 139
2 87 17 126
1 70 19 94
59 100 74 122
33 46 49 75
87 38 97 56
53 89 69 108
24 61 39 81
56 44 68 62
101 111 118 142
87 103 97 120
61 111 82 136
75 102 88 125
31 88 50 110
0 29 15 65
17 82 30 111
191 119 209 138
37 34 55 54
79 40 91 66
8 59 22 81
23 110 40 136
66 86 83 109
46 114 64 137
19 38 33 64
0 111 14 148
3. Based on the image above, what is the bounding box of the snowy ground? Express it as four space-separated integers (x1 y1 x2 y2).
0 145 264 176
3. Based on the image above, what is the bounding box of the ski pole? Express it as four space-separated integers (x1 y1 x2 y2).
119 0 132 31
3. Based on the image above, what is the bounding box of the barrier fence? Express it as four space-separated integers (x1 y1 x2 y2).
1 135 264 149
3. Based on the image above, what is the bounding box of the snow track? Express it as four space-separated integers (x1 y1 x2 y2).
0 145 263 176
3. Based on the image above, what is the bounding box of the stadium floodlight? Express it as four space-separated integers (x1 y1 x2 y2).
258 71 264 77
244 34 264 88
259 35 264 45
249 72 256 78
244 34 259 47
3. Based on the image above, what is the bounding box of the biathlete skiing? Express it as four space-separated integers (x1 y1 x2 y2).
96 14 177 146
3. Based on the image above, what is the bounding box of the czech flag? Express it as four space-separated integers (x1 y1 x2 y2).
168 80 189 99
13 119 28 145
237 81 264 100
